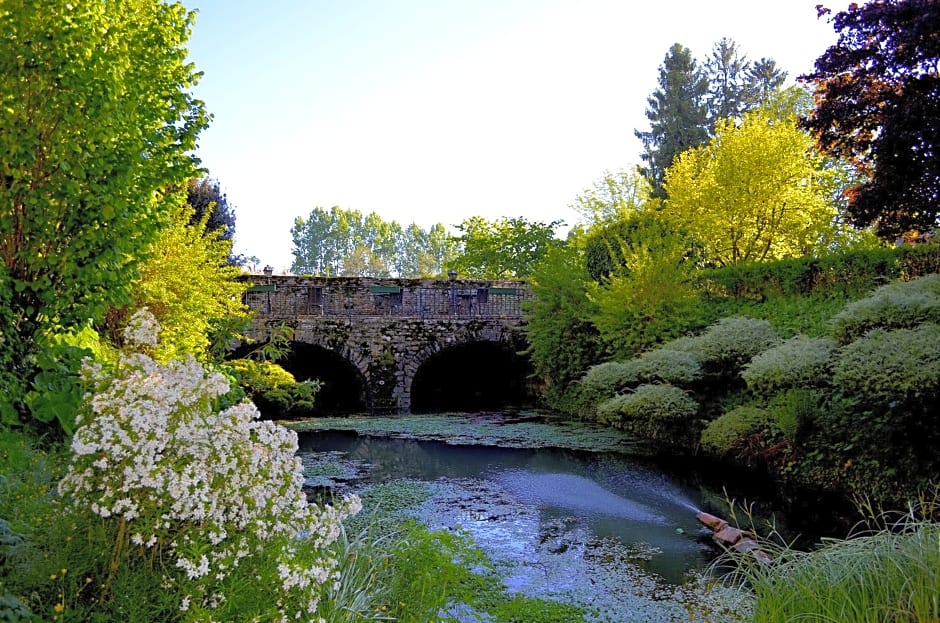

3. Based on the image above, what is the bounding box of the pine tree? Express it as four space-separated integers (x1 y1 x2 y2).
635 43 710 199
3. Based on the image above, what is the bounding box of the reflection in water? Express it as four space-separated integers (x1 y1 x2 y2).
298 431 711 584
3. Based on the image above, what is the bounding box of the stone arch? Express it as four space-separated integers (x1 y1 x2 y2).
281 340 370 414
407 323 532 413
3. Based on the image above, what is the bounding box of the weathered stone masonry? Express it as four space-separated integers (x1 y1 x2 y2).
241 276 531 413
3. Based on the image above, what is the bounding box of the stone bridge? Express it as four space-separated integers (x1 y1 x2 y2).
241 275 534 414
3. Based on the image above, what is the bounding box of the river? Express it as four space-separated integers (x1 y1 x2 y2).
294 414 757 622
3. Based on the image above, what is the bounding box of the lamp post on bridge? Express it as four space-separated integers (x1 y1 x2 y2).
448 269 457 317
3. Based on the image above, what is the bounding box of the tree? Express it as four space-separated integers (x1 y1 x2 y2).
705 38 752 126
663 109 838 266
112 203 250 363
524 241 604 412
745 57 788 109
290 206 454 277
585 214 701 357
290 207 355 276
801 0 940 240
570 169 654 225
635 43 710 199
0 0 207 421
451 216 563 279
187 177 236 241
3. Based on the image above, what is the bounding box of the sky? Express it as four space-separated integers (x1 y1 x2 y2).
185 0 846 272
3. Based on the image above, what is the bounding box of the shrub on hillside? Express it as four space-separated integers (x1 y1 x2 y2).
832 323 940 405
667 317 781 376
581 349 702 401
581 361 633 396
597 383 699 442
700 405 770 454
829 274 940 344
742 336 837 396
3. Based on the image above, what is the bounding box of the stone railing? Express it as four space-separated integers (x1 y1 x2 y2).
241 275 533 320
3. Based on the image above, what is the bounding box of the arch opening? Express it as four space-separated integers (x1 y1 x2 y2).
410 341 534 413
281 343 367 415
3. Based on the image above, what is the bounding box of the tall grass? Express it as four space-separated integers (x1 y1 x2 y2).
721 499 940 623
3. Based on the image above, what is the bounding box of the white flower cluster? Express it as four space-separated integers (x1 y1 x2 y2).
123 307 160 347
59 310 361 620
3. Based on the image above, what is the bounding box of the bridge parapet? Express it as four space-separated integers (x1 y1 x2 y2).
242 275 532 320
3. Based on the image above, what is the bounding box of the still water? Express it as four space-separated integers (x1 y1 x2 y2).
297 431 716 585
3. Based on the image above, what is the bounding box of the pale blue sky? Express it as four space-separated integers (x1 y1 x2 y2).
186 1 844 271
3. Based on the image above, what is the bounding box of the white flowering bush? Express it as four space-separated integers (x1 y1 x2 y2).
58 309 360 621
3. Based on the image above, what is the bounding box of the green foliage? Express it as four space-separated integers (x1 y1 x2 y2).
695 245 940 302
832 323 940 406
663 110 839 266
700 405 770 453
452 216 563 279
114 203 251 363
597 384 699 442
523 243 604 413
228 358 319 417
724 505 940 623
580 361 633 396
570 168 653 226
829 274 940 344
668 317 781 376
635 43 710 199
742 336 837 396
587 218 701 358
290 206 456 278
582 349 702 402
23 326 108 435
0 0 207 422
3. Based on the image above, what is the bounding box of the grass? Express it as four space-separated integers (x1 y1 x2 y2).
719 499 940 623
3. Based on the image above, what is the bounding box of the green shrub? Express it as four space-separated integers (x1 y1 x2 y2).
700 405 770 453
625 348 703 386
832 323 940 406
581 349 702 402
228 358 319 416
829 274 940 344
581 361 633 396
668 317 781 376
765 389 823 439
742 336 837 396
597 383 699 442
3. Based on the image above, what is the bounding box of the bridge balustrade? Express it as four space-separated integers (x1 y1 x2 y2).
243 279 532 320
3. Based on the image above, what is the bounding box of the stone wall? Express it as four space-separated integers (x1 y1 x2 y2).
241 275 532 320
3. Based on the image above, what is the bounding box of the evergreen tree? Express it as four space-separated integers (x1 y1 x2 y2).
705 38 751 125
746 57 788 109
187 177 236 241
635 43 709 199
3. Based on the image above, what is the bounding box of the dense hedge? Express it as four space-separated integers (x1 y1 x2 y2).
694 245 940 301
